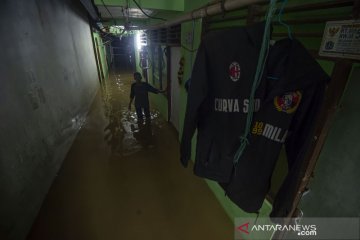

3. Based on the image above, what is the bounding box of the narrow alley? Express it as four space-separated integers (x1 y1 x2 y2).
27 70 233 240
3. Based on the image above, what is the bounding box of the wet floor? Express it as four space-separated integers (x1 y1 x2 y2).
27 70 233 240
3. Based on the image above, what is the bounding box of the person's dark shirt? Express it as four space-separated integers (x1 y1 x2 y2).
130 82 160 107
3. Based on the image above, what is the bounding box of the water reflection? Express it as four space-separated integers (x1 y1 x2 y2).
130 118 154 148
104 111 124 155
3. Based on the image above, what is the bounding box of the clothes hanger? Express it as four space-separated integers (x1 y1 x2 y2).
267 0 292 81
277 0 293 39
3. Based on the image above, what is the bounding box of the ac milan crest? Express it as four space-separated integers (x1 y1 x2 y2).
274 91 302 114
229 61 241 82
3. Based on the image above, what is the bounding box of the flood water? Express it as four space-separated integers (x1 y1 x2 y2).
27 70 233 240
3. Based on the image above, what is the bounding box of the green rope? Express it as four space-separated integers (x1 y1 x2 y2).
233 0 279 167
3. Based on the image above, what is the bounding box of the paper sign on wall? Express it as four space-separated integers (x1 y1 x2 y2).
319 20 360 60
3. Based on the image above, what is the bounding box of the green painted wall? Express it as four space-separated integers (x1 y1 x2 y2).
149 93 168 119
93 32 109 81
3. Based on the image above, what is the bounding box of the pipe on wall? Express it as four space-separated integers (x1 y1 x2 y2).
135 0 268 30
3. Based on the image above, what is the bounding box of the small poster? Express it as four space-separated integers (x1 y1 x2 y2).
319 20 360 60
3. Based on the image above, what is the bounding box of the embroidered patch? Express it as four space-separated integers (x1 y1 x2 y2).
274 91 302 114
229 62 241 82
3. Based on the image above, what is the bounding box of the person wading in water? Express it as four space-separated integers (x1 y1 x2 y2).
128 72 165 121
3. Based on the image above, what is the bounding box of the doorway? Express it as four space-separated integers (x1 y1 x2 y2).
169 47 181 132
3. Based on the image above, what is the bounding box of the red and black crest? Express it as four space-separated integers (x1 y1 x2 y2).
229 62 241 82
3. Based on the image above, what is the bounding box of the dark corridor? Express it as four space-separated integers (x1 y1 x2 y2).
27 70 233 240
110 35 136 72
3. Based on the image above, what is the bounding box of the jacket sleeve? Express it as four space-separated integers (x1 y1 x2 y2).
180 41 208 168
146 83 160 94
270 78 327 218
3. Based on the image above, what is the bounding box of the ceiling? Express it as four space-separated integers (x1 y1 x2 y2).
97 6 155 19
94 0 184 27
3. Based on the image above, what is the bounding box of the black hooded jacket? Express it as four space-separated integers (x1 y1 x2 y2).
180 22 329 217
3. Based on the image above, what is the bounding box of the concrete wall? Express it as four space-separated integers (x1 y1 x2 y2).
0 0 99 239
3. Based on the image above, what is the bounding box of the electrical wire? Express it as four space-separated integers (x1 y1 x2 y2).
132 0 167 21
277 0 292 39
233 0 279 169
124 0 130 27
100 0 117 25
